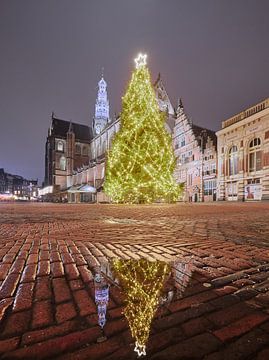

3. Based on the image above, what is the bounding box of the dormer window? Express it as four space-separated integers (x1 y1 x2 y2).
57 141 64 152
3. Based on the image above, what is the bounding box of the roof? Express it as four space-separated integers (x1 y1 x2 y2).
51 116 93 142
192 124 217 149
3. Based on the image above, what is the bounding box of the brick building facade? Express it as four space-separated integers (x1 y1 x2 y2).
173 100 217 202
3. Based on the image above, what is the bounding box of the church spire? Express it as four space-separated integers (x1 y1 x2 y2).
93 72 110 135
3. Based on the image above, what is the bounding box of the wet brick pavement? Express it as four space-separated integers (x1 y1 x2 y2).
0 202 269 359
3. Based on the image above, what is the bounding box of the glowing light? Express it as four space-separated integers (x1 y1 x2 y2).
134 53 147 68
104 54 183 203
134 342 146 357
112 259 170 356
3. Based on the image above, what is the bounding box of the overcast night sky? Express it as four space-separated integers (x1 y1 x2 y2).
0 0 268 183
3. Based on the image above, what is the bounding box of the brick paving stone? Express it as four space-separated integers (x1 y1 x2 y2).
213 312 269 342
206 302 254 328
0 263 11 281
51 262 64 277
21 320 77 346
2 310 31 336
0 298 14 322
2 327 102 359
0 273 21 299
78 265 93 283
69 279 84 291
1 202 269 359
56 335 124 360
35 276 52 301
0 337 20 354
32 300 54 328
52 278 72 303
256 348 269 360
150 332 222 359
205 328 269 360
73 289 96 316
20 264 37 283
37 260 50 276
104 317 128 337
64 263 80 280
55 302 77 323
12 282 34 312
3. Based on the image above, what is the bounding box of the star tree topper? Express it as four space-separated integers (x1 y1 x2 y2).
134 53 147 68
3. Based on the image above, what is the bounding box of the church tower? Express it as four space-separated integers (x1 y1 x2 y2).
93 75 110 135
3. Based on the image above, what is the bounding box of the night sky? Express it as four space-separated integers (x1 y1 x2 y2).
0 0 269 183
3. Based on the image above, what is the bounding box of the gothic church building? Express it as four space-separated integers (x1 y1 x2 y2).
43 74 217 202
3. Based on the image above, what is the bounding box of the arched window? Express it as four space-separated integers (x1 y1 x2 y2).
249 138 262 172
82 145 88 156
75 144 81 154
57 141 64 152
60 156 66 171
229 146 238 175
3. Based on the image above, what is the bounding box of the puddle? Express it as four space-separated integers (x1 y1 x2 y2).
92 257 195 357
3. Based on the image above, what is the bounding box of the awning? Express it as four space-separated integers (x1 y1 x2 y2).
78 184 96 193
67 184 96 193
67 185 81 193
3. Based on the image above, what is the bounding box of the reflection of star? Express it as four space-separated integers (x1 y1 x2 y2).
135 53 147 68
134 342 146 357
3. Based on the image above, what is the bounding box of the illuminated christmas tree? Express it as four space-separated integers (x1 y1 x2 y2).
112 258 170 356
104 54 182 203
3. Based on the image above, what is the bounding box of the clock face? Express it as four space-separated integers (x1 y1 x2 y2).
95 124 101 134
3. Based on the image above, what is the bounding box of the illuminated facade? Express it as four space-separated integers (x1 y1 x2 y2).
0 168 38 200
43 73 218 203
217 98 269 201
173 100 217 202
44 114 92 193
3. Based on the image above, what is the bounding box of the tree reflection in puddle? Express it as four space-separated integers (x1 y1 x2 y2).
93 257 195 357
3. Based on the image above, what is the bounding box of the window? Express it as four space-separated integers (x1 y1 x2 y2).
249 138 262 172
204 179 216 195
75 144 81 154
229 146 238 175
57 141 64 152
82 146 88 156
247 178 260 184
60 156 66 171
180 136 185 147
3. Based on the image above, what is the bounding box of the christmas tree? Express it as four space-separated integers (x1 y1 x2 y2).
104 54 182 203
112 258 170 356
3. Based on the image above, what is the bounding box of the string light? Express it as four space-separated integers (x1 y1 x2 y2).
104 54 183 203
112 259 170 356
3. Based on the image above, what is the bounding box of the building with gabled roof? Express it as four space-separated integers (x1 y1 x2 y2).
173 100 217 202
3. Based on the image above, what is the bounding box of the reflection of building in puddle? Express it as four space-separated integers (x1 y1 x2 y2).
93 257 195 357
94 272 109 329
171 257 195 298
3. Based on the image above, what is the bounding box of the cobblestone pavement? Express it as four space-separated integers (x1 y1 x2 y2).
0 202 269 359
